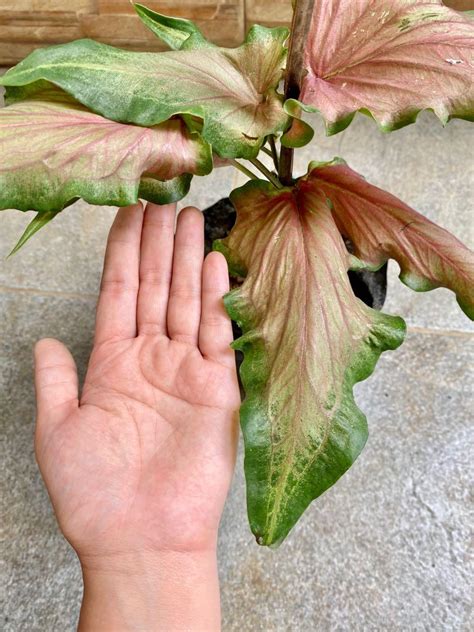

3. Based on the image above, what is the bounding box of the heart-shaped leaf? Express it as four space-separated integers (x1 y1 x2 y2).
0 88 211 214
0 25 289 159
215 179 405 546
312 160 474 318
299 0 474 133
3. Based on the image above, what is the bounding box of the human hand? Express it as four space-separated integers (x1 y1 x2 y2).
34 202 240 631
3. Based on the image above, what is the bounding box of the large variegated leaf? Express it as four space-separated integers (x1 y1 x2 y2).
299 0 474 133
0 25 289 159
311 160 474 318
0 89 211 214
215 179 405 546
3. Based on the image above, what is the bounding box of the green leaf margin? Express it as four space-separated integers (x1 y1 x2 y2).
292 84 474 136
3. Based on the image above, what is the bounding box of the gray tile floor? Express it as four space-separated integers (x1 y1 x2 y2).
1 102 473 630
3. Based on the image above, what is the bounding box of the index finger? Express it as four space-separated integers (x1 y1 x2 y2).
199 251 235 368
94 203 144 345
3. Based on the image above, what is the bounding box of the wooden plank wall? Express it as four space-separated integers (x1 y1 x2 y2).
0 1 244 65
0 0 472 65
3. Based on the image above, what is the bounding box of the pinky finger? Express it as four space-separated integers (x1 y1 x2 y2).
199 252 235 367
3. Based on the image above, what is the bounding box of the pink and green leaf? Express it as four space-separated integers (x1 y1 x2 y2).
311 160 474 318
0 89 211 214
0 25 289 159
299 0 474 134
215 179 405 546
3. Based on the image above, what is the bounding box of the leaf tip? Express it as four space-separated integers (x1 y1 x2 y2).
253 531 284 549
7 210 58 257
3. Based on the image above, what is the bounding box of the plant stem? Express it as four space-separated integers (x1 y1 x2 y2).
249 158 283 189
268 136 279 172
229 159 259 181
278 0 315 185
260 146 274 158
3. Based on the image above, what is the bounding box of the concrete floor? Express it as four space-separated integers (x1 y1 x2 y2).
1 94 473 630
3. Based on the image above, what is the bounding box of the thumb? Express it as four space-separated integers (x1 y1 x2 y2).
34 338 79 426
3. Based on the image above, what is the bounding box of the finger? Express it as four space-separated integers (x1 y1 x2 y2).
199 252 235 367
34 338 79 428
95 203 143 345
137 203 176 336
167 207 204 345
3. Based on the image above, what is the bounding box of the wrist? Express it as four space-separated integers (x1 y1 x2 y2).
78 548 220 632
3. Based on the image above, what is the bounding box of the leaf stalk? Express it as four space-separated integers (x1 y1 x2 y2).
268 136 280 172
249 158 283 189
229 159 259 181
260 146 274 159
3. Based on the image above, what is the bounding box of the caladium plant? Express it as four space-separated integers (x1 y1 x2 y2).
1 0 473 546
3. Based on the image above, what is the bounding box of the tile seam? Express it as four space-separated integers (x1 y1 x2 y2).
0 285 98 301
407 326 474 339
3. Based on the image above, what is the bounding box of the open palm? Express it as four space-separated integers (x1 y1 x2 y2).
34 203 240 561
